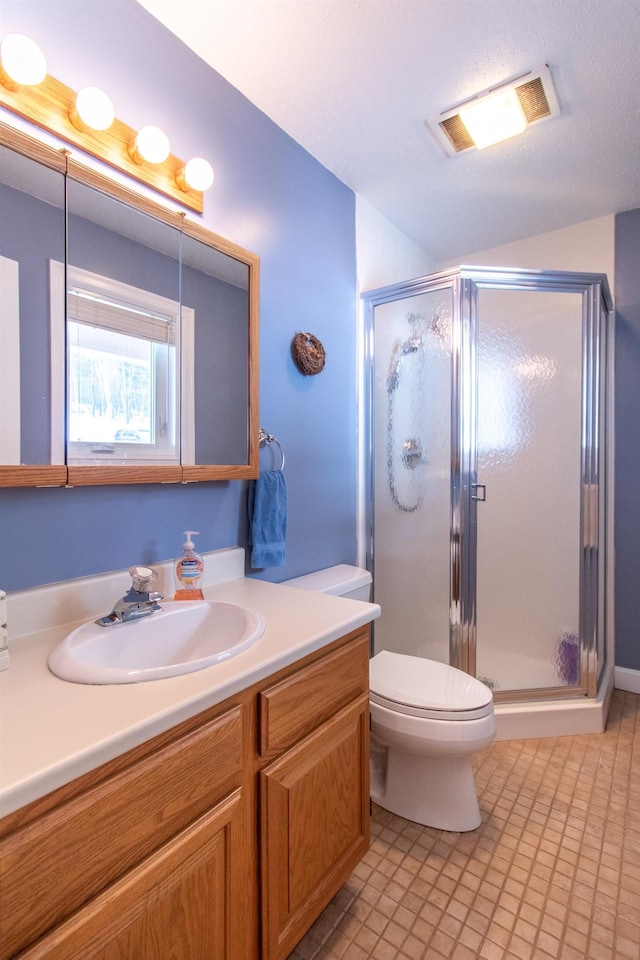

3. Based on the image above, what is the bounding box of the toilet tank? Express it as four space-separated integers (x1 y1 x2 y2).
283 564 372 602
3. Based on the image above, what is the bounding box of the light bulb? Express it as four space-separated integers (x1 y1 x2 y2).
129 125 170 164
70 86 114 132
178 157 214 192
0 33 47 89
459 87 527 150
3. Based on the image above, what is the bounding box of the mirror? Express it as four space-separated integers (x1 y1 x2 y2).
0 131 67 486
63 172 184 485
180 229 250 468
0 122 259 486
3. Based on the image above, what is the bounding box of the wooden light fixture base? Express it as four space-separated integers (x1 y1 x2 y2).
0 74 204 213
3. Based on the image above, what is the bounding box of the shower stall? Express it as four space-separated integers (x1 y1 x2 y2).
362 266 614 738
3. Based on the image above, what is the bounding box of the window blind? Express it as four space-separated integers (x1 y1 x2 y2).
67 288 176 345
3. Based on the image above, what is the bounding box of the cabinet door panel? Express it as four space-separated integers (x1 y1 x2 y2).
261 695 370 960
1 706 242 959
18 791 241 960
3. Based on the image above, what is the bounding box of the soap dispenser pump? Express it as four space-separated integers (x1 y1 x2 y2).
174 531 204 600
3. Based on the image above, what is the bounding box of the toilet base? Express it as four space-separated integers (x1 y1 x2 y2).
370 745 482 832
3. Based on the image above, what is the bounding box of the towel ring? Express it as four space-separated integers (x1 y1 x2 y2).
259 428 285 471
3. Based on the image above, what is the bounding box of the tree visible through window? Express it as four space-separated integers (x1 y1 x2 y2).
68 322 154 444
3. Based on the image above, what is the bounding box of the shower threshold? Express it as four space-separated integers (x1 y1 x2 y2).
493 666 614 741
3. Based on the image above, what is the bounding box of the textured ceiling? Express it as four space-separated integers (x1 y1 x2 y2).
136 0 640 263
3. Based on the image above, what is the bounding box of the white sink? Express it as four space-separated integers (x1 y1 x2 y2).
48 600 266 684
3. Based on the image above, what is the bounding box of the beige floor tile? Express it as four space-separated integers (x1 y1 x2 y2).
287 690 640 960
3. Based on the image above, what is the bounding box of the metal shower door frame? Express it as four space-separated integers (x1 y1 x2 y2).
457 267 613 700
362 266 612 701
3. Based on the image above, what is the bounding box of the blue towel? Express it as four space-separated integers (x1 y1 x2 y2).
248 469 287 568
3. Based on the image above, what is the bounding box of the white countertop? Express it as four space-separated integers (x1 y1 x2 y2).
0 573 380 818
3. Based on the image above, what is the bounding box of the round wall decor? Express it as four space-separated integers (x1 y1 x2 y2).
291 331 326 376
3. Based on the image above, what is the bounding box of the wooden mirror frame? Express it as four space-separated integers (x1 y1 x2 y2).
0 122 259 487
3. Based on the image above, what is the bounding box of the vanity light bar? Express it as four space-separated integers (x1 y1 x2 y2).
0 35 212 213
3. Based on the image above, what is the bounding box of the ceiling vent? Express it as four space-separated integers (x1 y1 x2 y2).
427 65 560 156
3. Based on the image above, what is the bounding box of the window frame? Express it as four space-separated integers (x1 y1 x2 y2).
50 260 195 467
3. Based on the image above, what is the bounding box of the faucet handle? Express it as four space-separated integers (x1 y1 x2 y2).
129 566 158 593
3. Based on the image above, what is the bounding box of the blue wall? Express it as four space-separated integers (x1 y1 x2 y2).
0 0 357 591
615 208 640 671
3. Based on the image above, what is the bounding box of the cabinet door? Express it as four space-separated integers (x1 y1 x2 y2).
18 791 243 960
1 705 243 959
260 695 370 960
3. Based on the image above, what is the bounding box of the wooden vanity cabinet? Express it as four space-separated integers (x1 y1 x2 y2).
0 704 255 960
259 629 371 960
0 626 370 960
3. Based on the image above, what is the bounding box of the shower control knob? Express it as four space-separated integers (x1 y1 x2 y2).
402 438 424 470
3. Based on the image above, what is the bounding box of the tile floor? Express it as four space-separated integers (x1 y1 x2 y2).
288 689 640 960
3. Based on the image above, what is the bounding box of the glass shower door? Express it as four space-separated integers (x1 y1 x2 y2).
372 285 452 662
472 287 586 694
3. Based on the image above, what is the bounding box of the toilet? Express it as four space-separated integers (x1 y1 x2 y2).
283 564 496 832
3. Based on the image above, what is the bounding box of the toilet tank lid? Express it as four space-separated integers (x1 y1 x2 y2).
283 564 372 596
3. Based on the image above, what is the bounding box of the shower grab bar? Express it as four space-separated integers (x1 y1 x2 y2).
259 428 285 471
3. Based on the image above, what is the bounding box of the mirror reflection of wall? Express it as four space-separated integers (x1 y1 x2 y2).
0 143 65 466
181 232 250 466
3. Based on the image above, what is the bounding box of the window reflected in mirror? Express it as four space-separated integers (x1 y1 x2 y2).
63 266 190 464
64 178 182 466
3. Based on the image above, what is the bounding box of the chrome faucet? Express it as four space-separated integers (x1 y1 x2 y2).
96 566 163 627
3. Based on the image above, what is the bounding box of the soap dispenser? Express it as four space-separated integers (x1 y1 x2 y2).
174 531 204 600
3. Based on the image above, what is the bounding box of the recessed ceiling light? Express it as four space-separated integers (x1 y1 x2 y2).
427 64 560 156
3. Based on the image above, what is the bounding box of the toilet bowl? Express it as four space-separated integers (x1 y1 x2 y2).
369 651 495 831
282 565 496 832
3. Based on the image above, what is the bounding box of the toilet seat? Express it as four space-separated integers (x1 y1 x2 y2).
370 650 494 722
